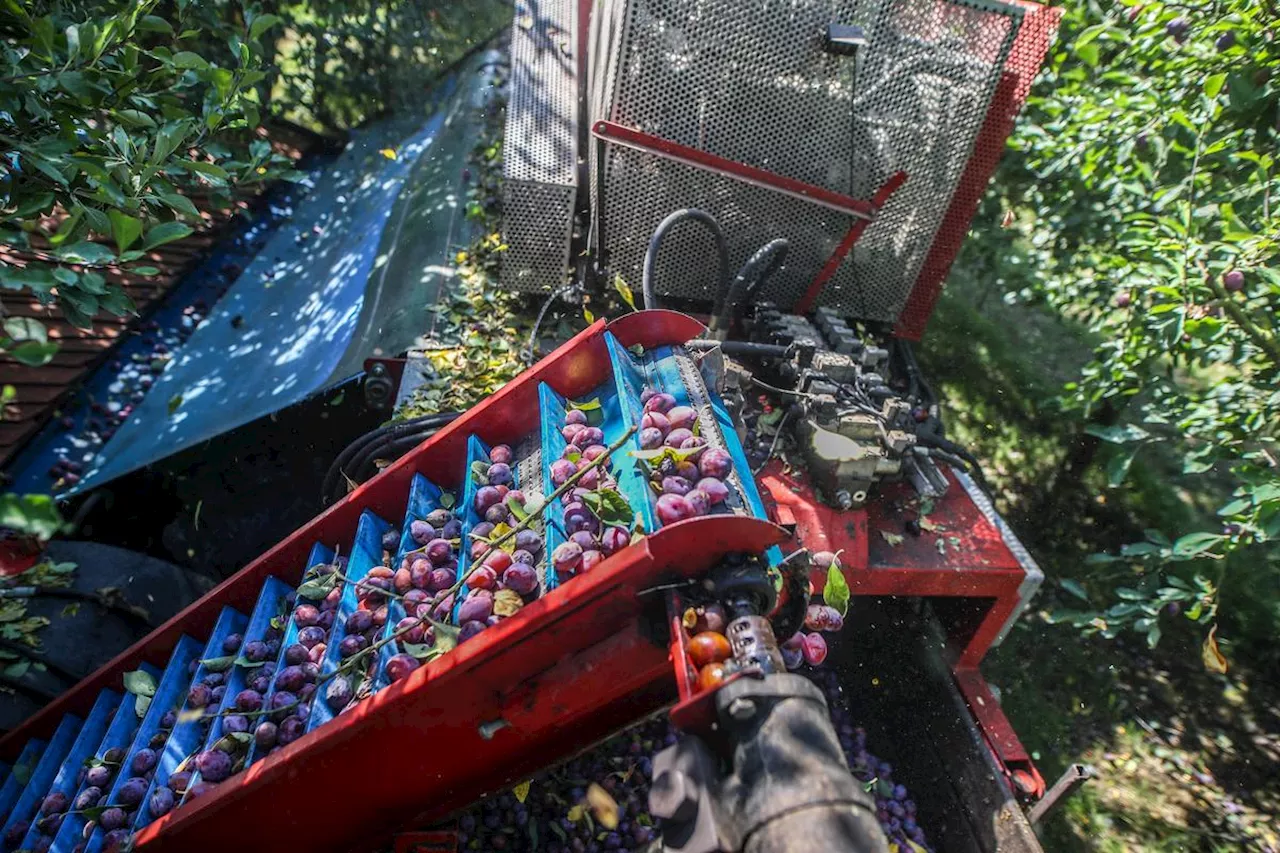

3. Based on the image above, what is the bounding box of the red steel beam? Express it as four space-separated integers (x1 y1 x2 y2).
593 121 882 220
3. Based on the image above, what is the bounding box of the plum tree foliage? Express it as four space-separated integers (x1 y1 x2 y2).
969 0 1279 660
0 0 294 338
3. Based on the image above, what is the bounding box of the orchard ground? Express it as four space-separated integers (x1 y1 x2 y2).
919 275 1280 851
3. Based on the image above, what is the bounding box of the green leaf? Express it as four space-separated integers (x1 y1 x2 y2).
4 317 46 344
57 241 115 265
135 693 152 718
612 275 635 310
234 656 267 669
1204 73 1227 99
167 394 183 415
471 460 491 484
123 669 158 697
171 51 209 70
403 641 445 662
177 160 230 185
154 186 201 219
116 109 157 129
108 211 144 253
1173 532 1224 558
1085 423 1149 444
0 493 63 538
1107 444 1139 488
439 493 456 510
822 557 850 617
137 15 174 34
1146 623 1162 649
9 340 58 367
1060 579 1089 602
144 221 194 250
296 570 338 601
199 655 236 673
249 14 282 40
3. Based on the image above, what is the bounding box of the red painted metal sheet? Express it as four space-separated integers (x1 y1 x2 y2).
593 122 880 220
607 309 707 348
132 516 786 853
866 472 1021 573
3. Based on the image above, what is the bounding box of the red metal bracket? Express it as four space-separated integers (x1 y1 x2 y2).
952 665 1045 800
593 121 880 220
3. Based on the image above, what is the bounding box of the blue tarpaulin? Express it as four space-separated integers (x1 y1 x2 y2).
68 51 502 494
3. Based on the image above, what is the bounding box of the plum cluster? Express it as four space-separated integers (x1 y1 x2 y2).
547 409 631 580
251 557 348 758
71 705 179 853
454 716 671 852
810 668 934 851
679 603 733 694
324 566 400 709
632 388 732 526
378 508 463 676
456 444 543 640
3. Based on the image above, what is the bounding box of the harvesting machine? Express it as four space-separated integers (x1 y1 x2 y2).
0 0 1070 851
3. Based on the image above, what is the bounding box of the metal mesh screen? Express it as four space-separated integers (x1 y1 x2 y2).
502 0 579 292
895 0 1061 338
590 0 1031 322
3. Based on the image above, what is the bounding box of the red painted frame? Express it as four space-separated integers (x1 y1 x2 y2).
756 458 1041 793
593 121 882 220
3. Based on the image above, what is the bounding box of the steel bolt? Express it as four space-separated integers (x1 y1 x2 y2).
835 490 854 510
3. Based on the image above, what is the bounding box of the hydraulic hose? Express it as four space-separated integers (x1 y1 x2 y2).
346 429 446 487
642 209 729 312
322 412 459 502
709 238 789 339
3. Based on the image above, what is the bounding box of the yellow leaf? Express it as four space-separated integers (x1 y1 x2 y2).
256 166 267 174
682 607 698 630
583 307 596 324
880 530 904 546
586 782 618 829
1202 624 1228 674
919 518 942 533
513 779 531 803
455 251 468 265
379 148 397 160
908 842 930 853
613 274 635 309
566 804 585 822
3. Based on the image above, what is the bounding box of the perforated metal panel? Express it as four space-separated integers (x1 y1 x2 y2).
502 0 579 292
590 0 1036 323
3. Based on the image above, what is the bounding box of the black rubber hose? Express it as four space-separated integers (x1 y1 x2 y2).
642 209 729 312
322 412 459 502
686 339 791 359
711 238 789 337
344 428 446 493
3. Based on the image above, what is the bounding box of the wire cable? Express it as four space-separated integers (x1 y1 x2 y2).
523 282 574 364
